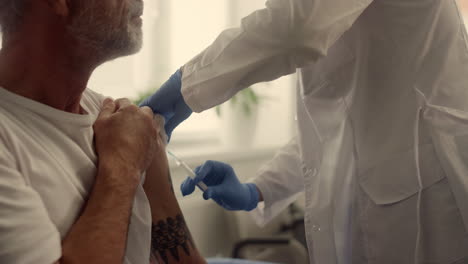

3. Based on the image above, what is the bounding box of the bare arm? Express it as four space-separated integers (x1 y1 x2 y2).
59 162 140 264
54 99 159 264
143 142 206 264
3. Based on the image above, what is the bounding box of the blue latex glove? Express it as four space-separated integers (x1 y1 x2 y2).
180 161 260 211
139 69 192 141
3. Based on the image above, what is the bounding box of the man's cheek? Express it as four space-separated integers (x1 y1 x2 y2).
111 2 128 28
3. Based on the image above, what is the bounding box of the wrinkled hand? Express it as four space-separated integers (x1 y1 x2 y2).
139 69 192 141
180 161 259 211
94 98 160 180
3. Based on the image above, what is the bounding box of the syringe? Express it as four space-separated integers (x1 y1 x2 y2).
167 150 208 192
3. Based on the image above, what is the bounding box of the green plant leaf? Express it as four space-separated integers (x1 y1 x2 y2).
247 88 259 105
242 101 251 116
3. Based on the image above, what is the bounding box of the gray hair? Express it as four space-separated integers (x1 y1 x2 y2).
0 0 26 36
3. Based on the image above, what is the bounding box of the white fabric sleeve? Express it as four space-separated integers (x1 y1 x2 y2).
249 138 304 226
182 0 373 112
0 149 61 264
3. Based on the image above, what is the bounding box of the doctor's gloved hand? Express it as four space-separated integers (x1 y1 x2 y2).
139 69 192 141
180 161 260 211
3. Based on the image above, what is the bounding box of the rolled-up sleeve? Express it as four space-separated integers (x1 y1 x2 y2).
182 0 373 112
0 150 61 264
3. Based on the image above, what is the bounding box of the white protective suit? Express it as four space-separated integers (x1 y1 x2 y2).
181 0 468 263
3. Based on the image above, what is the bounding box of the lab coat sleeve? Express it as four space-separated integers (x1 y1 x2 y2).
0 148 61 264
181 0 373 112
249 138 305 227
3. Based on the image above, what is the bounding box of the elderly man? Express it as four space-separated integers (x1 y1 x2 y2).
0 0 207 263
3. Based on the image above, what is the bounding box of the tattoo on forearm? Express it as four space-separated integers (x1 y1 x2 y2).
151 215 195 264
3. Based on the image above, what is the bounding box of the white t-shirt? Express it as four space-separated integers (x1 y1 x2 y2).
0 87 152 264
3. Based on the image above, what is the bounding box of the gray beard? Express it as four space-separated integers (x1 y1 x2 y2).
67 5 143 64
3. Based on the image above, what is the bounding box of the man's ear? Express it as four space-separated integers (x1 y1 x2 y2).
44 0 70 17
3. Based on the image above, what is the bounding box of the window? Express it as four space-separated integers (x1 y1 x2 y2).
163 0 230 137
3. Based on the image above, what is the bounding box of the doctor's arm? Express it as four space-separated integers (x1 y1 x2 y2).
143 136 206 264
181 0 373 112
142 0 374 138
250 138 306 225
141 0 373 136
182 138 305 225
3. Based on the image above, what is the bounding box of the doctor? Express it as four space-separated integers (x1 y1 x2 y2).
142 0 468 263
